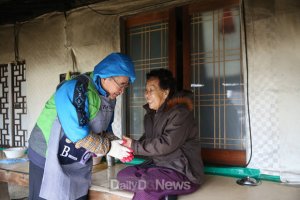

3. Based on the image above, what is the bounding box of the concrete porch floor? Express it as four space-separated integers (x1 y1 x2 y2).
1 162 300 200
90 164 300 200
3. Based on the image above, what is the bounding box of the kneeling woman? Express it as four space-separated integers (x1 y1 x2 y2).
117 68 204 200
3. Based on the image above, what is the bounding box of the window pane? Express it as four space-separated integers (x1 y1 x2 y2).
190 6 246 150
127 21 168 139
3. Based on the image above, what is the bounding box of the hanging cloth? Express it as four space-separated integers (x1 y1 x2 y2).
221 8 235 34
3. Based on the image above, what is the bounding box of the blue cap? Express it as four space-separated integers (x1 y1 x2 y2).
93 53 136 85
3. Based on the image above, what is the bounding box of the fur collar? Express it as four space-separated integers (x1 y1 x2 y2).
166 96 193 111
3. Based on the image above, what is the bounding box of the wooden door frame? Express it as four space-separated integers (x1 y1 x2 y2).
120 0 247 166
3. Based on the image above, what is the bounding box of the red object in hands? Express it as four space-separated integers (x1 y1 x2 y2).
120 152 134 163
128 147 134 153
126 154 134 161
120 138 134 162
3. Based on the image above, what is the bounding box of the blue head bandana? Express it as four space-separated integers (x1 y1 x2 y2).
93 53 136 93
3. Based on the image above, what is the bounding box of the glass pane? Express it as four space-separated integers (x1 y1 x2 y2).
127 21 168 139
190 6 246 150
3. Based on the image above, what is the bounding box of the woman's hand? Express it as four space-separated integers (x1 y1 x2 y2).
122 136 133 149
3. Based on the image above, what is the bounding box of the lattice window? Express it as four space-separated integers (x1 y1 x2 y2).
0 62 27 147
190 6 246 150
127 20 169 139
0 64 10 146
11 61 27 147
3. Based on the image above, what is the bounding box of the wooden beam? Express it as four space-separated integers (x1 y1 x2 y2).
201 148 246 166
168 7 177 78
0 169 29 187
0 181 10 199
182 5 191 90
125 10 169 28
89 190 131 200
188 0 240 13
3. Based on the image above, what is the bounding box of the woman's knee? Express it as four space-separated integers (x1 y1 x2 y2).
117 166 138 180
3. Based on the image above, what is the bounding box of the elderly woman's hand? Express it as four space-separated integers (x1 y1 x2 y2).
122 136 133 149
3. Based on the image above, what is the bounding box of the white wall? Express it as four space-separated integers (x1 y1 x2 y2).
245 0 300 182
276 9 300 182
0 26 14 62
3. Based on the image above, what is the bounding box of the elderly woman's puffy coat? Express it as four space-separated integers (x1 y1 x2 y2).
131 96 204 184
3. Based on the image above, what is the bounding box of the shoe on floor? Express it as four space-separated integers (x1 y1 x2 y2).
165 195 177 200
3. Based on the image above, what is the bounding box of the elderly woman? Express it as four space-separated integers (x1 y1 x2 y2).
117 68 204 200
